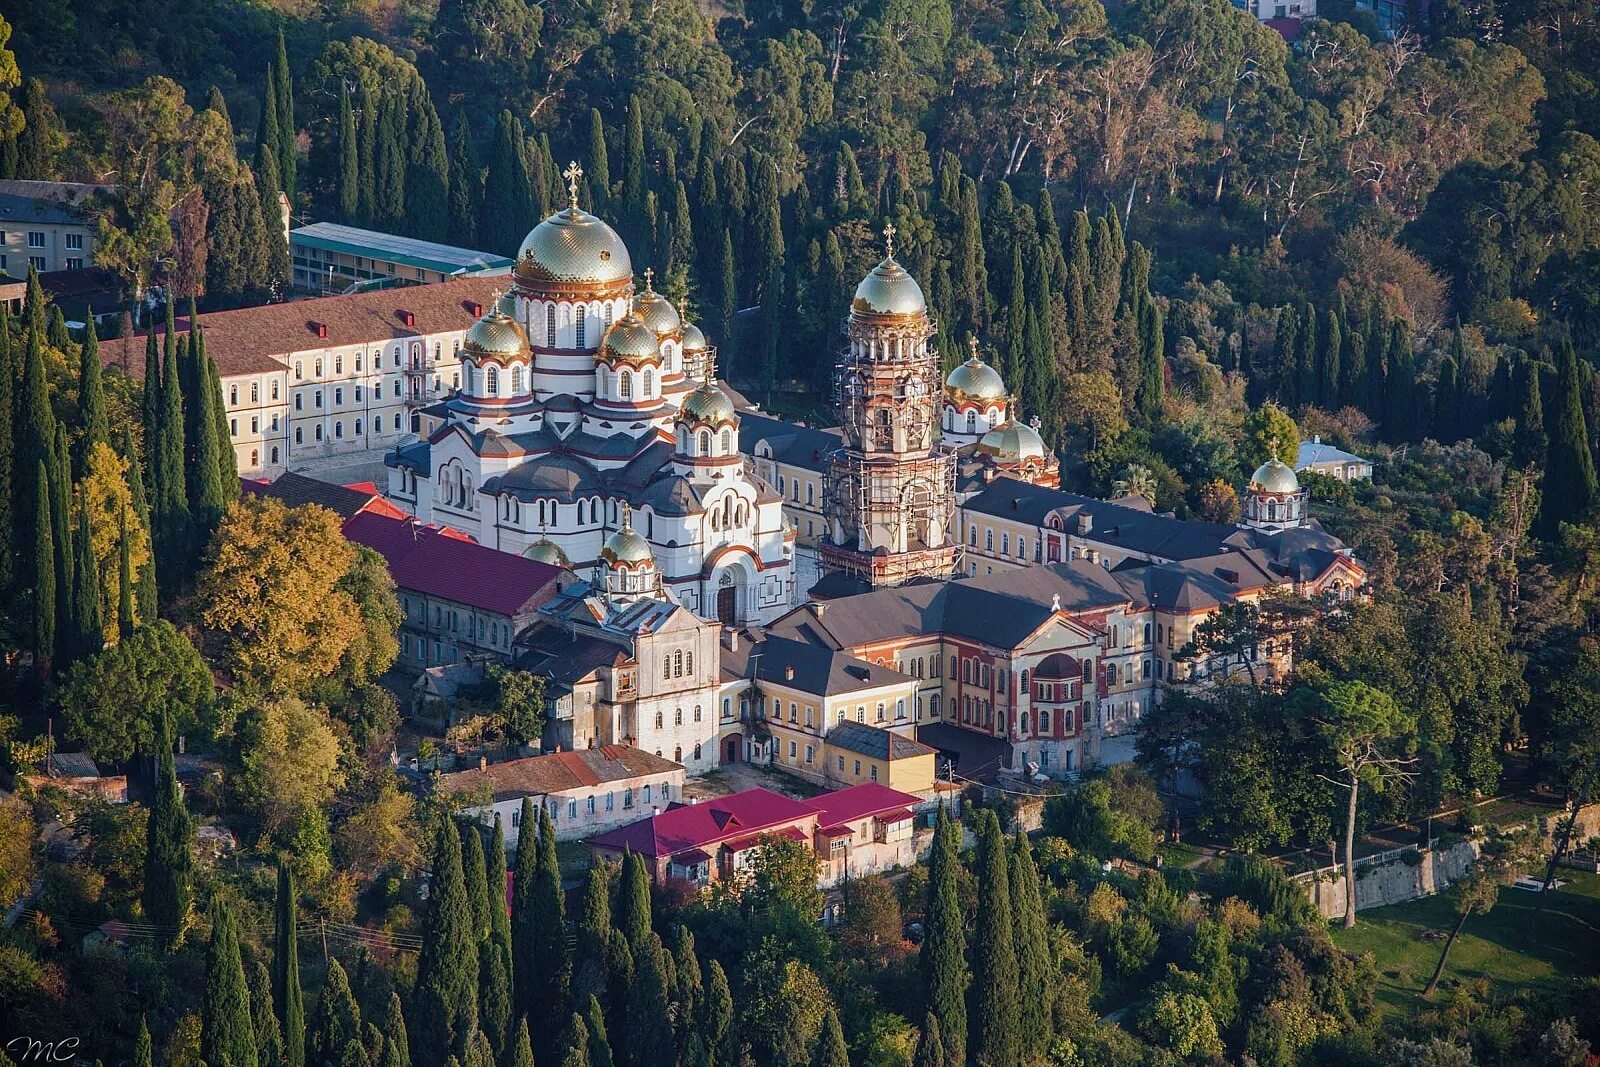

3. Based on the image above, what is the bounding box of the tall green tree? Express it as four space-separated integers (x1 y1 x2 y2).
121 428 158 622
460 819 491 942
152 319 191 595
446 112 479 247
68 498 103 665
274 29 296 203
30 463 54 663
560 1014 591 1067
202 897 260 1067
0 305 13 593
274 860 306 1067
1010 832 1050 1059
624 932 674 1067
142 715 193 946
16 328 56 602
77 317 108 473
585 108 610 211
307 958 360 1067
1541 341 1597 533
968 811 1020 1067
616 848 652 949
913 1013 945 1067
49 424 72 666
338 83 359 223
412 818 479 1063
921 806 966 1067
378 994 410 1067
482 111 534 257
814 1007 848 1067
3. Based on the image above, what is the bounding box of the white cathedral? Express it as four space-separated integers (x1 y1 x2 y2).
387 165 796 626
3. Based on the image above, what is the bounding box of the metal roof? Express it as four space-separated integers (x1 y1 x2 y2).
291 222 514 275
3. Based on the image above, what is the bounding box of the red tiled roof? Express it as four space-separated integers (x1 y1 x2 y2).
804 783 925 830
342 511 562 617
242 472 408 521
103 276 502 379
439 745 682 802
587 787 817 858
725 826 807 852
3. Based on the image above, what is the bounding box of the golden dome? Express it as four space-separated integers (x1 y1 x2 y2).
633 279 681 338
494 291 518 317
977 419 1047 462
599 313 662 365
1249 457 1301 494
522 538 569 567
947 355 1007 401
600 511 653 566
463 308 531 361
680 380 737 427
852 256 927 317
515 206 633 287
682 322 709 352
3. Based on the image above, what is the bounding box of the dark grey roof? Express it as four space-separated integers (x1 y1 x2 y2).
721 633 912 696
773 560 1133 650
0 180 108 227
827 721 935 761
245 470 383 518
387 440 431 473
487 453 605 502
738 410 843 473
1114 550 1281 612
514 623 631 685
636 473 704 517
963 478 1245 561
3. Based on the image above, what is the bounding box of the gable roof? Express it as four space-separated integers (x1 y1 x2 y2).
341 511 562 617
0 179 109 227
737 410 843 473
586 787 817 858
720 633 913 696
103 275 503 379
438 745 681 803
825 722 936 762
242 471 409 521
803 782 924 828
1296 438 1370 469
290 222 514 276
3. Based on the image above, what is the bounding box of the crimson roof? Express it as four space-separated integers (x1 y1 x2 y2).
342 511 562 617
803 783 925 829
587 787 817 858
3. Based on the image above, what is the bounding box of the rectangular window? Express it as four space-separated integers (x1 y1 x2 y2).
251 417 259 433
314 391 323 408
65 233 84 251
27 231 45 248
29 256 44 270
568 800 577 820
334 387 343 405
229 418 237 436
65 257 82 271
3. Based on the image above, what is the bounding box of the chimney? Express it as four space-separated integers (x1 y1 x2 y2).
479 756 488 770
814 601 827 619
401 309 416 328
312 321 328 340
651 806 661 817
785 665 795 681
466 301 483 317
1313 434 1321 445
1077 513 1092 536
725 629 739 652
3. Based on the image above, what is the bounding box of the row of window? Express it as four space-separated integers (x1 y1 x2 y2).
662 649 695 680
970 524 1043 563
508 779 677 825
294 340 459 382
1 230 80 249
650 705 704 728
286 413 404 447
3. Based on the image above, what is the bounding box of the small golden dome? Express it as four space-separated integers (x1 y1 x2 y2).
633 277 681 338
852 256 927 317
977 419 1047 462
680 380 737 428
600 511 653 566
598 313 661 365
515 206 633 287
682 322 709 352
946 355 1007 401
522 538 569 567
463 308 531 361
1249 457 1301 494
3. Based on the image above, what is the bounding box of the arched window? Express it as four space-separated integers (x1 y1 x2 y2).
270 447 279 464
512 366 524 394
546 304 556 345
720 429 732 452
673 649 684 676
674 708 683 725
315 358 323 377
487 366 499 394
685 650 693 675
698 429 711 454
620 370 632 399
643 368 654 395
575 310 586 349
675 746 682 763
693 705 702 722
654 711 663 729
966 411 976 432
677 426 689 452
664 659 672 681
250 449 258 467
354 419 363 436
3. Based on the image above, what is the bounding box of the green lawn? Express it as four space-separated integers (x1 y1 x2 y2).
1332 871 1600 1020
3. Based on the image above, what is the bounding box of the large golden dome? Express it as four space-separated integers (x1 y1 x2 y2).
522 537 570 567
682 322 709 352
463 308 530 361
633 283 682 338
977 419 1047 461
852 256 927 317
1249 457 1301 494
601 516 653 565
680 380 737 428
946 355 1007 401
599 313 661 365
515 206 633 287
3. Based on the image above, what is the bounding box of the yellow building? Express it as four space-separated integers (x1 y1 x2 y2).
823 720 937 792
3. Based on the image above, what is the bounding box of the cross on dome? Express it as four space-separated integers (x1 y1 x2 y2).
643 267 655 292
620 502 634 531
563 161 583 209
968 335 980 361
883 221 897 260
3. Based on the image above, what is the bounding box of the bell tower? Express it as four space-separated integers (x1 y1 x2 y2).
819 224 957 587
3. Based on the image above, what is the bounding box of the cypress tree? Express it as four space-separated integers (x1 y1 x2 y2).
921 806 966 1067
446 112 479 247
486 813 512 974
121 428 158 623
1090 213 1123 343
153 319 191 593
190 350 226 544
717 227 737 370
586 108 611 211
701 960 733 1064
47 304 70 351
1294 303 1318 406
403 79 449 243
1540 340 1597 533
1341 313 1364 407
378 994 410 1067
814 1007 848 1067
954 177 988 342
512 797 540 1020
968 812 1020 1067
482 111 533 257
560 1014 591 1067
1010 833 1050 1058
1270 306 1298 407
251 958 285 1067
530 805 571 1059
141 330 160 473
256 66 282 199
117 512 134 639
1436 357 1460 440
205 353 238 503
274 861 306 1067
275 29 296 204
624 932 674 1067
668 181 695 279
30 464 54 663
1384 320 1416 441
412 819 478 1063
0 304 12 593
460 820 491 942
23 265 47 342
585 994 614 1067
1034 189 1067 295
356 84 377 225
913 1013 945 1067
622 96 646 242
135 1016 154 1067
375 91 406 228
142 715 193 946
202 897 260 1067
338 83 359 223
69 499 102 664
617 849 652 949
50 424 73 668
17 329 55 593
1136 298 1164 423
1319 308 1341 409
508 1020 536 1067
77 316 108 472
1513 361 1547 468
479 939 512 1060
1003 246 1028 386
575 856 612 1003
307 958 360 1067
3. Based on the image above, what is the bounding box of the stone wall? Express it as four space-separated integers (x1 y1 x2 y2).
1298 839 1480 921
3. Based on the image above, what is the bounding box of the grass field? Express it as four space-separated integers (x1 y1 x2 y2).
1332 871 1600 1019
